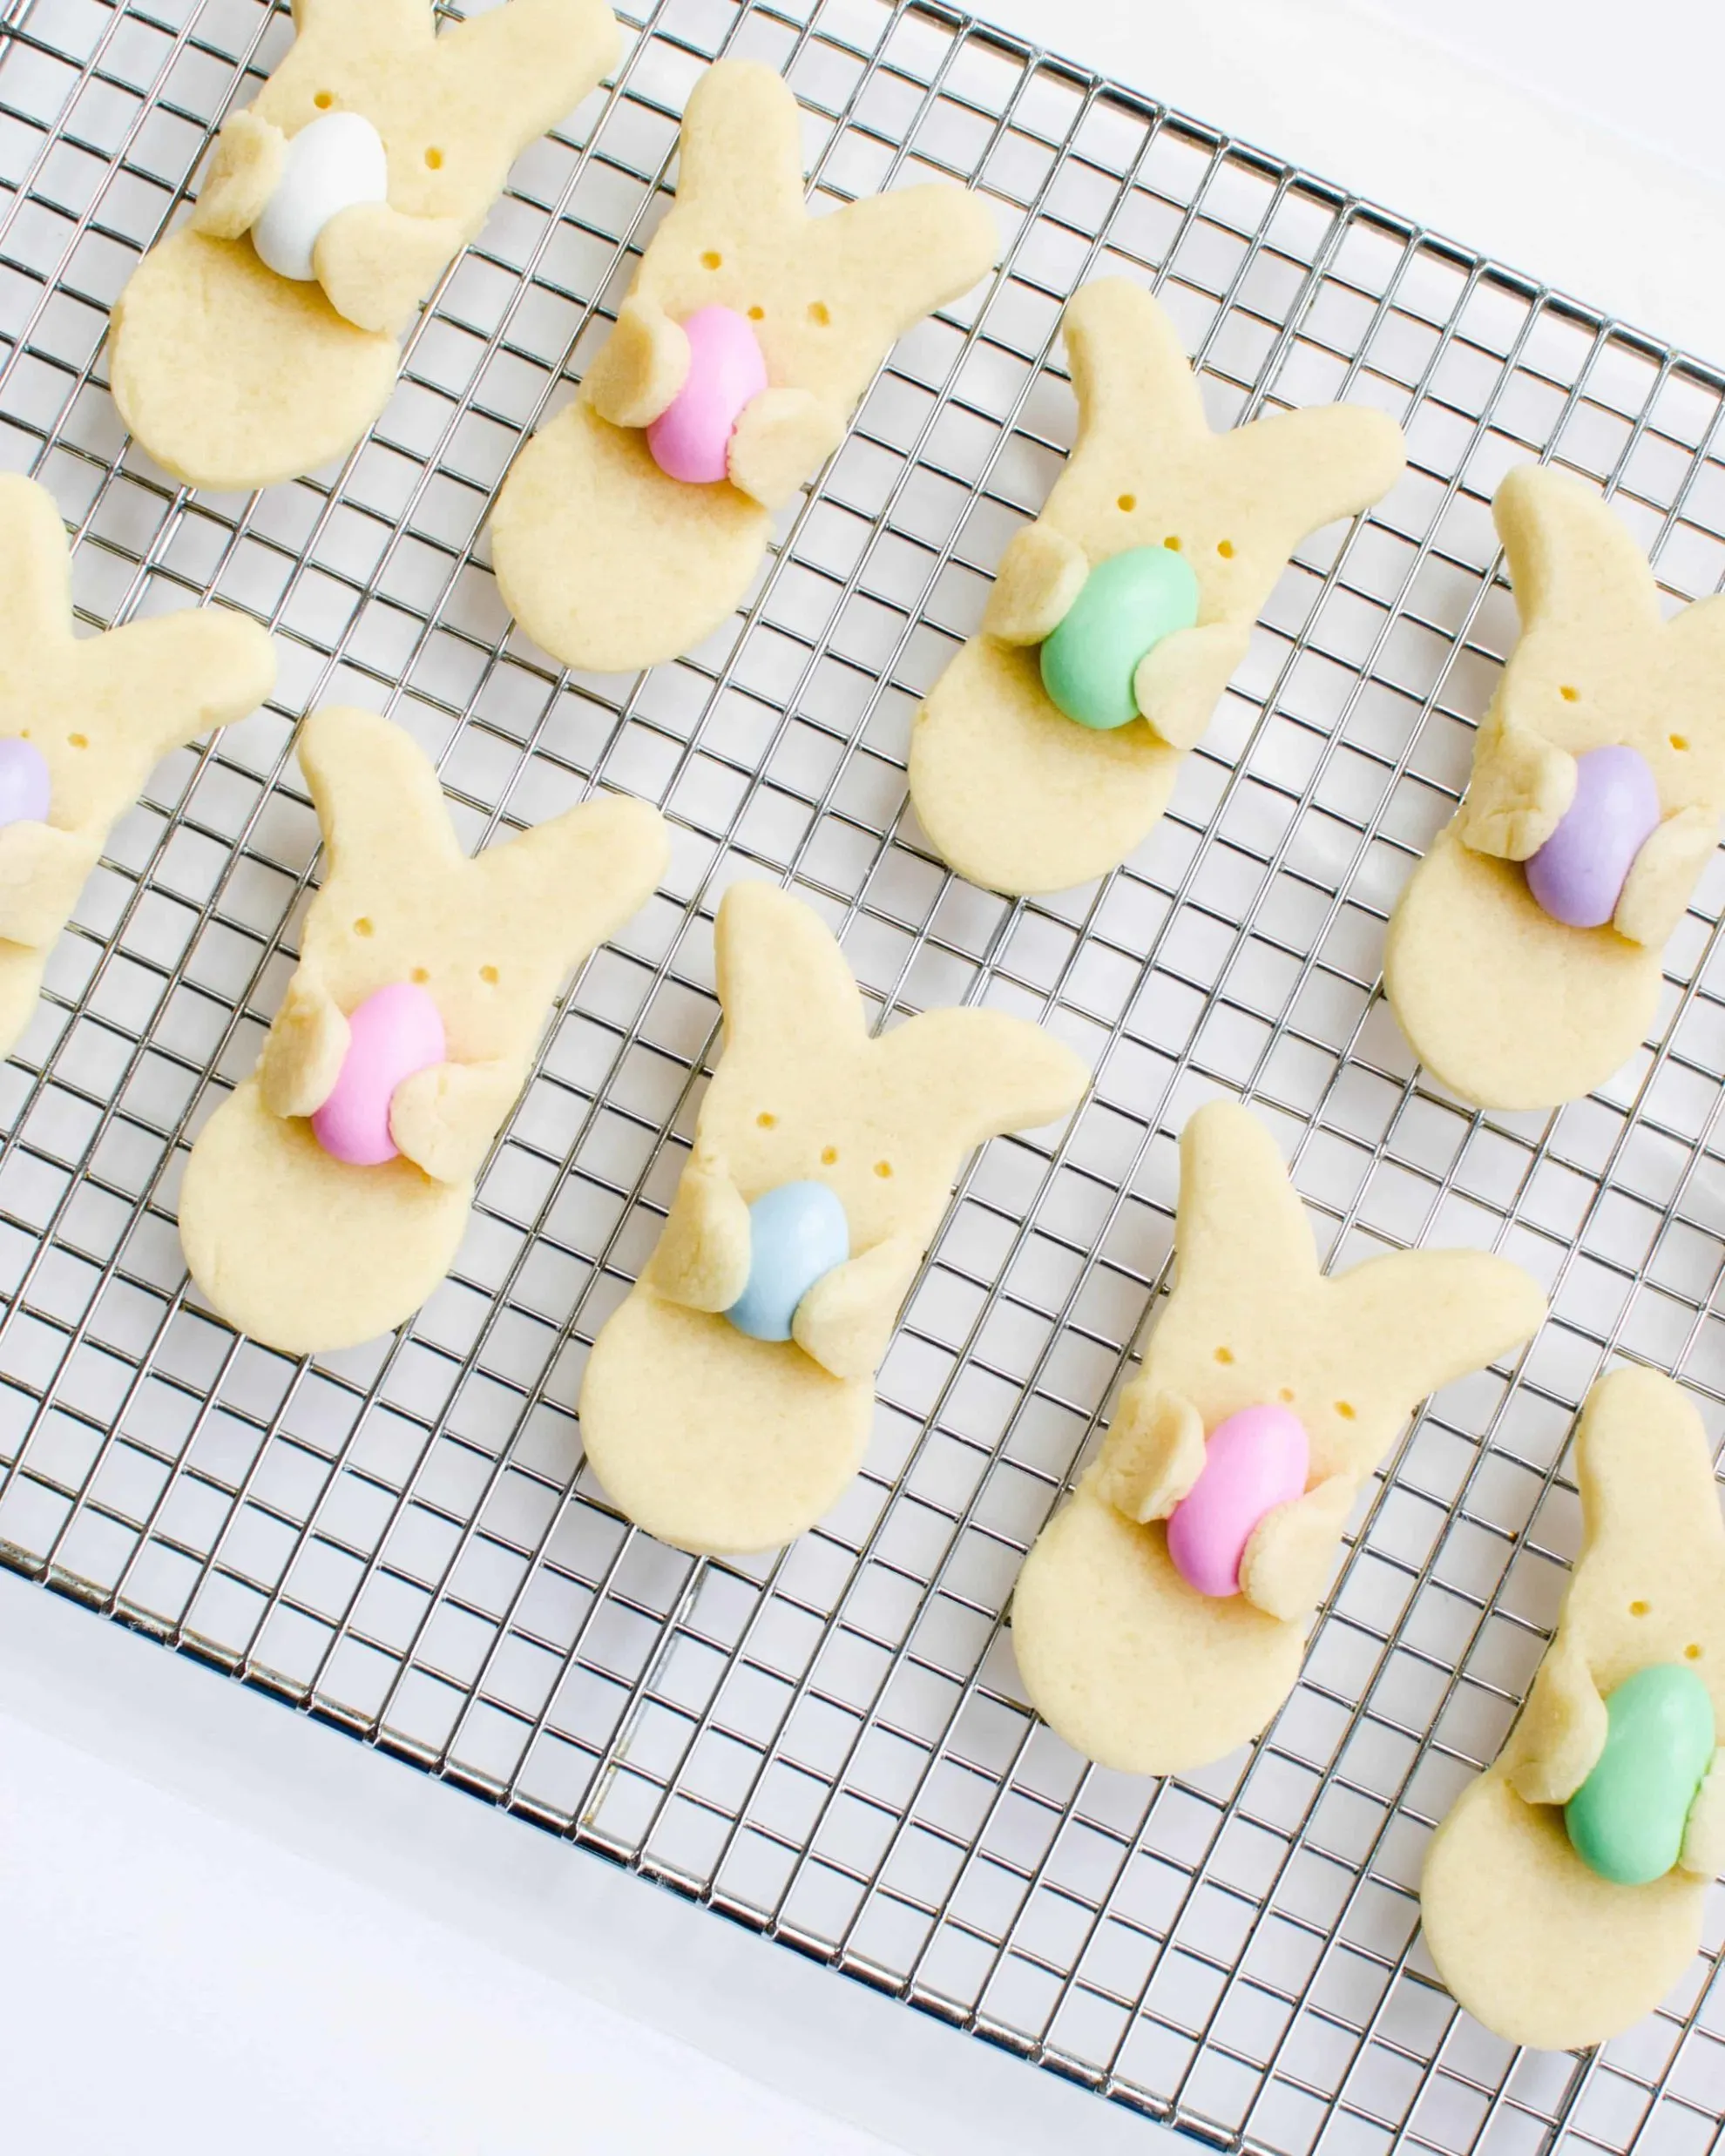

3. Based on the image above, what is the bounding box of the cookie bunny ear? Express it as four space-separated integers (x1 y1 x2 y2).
876 1007 1088 1148
1574 1365 1725 1570
1174 1100 1319 1294
0 474 74 655
715 883 866 1058
298 707 464 879
85 605 276 756
1214 402 1406 540
1063 278 1208 456
440 0 620 143
1493 463 1662 639
1327 1246 1546 1409
826 184 999 335
478 791 668 964
674 60 807 231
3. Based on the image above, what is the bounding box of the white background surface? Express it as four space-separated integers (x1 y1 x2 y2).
4 2 1725 2152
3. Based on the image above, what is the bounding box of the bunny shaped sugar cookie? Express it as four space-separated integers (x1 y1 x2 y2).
1385 464 1725 1111
908 280 1406 896
1422 1368 1724 2051
578 884 1088 1555
1012 1102 1545 1776
111 0 619 490
179 708 666 1355
0 476 275 1059
489 59 999 671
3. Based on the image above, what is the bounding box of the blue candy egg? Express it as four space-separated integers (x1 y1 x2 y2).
725 1179 850 1342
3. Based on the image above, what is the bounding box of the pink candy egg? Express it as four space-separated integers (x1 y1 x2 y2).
1165 1403 1310 1598
310 981 446 1167
645 304 768 485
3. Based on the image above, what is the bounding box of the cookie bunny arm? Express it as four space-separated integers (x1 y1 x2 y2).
1613 805 1718 945
314 204 468 337
824 183 1000 337
389 1056 522 1185
190 110 286 240
439 0 621 150
879 1007 1090 1150
1216 402 1407 552
791 1230 921 1381
1238 1470 1354 1620
983 524 1090 645
648 1147 752 1311
1505 1628 1609 1806
258 970 351 1119
1094 1386 1208 1522
1459 716 1578 860
585 298 693 429
1132 621 1253 752
727 389 847 512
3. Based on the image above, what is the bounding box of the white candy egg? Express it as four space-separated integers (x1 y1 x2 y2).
252 111 389 284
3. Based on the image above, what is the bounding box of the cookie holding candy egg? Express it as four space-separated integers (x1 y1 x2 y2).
1385 463 1725 1111
908 279 1406 896
178 708 667 1356
490 59 1000 672
110 0 619 490
1011 1100 1545 1776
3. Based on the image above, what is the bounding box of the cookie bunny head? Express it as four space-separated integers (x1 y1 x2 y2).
290 706 667 1074
697 883 1088 1254
627 59 999 419
1038 279 1406 631
1486 463 1725 820
0 474 274 855
252 0 618 233
1133 1101 1546 1489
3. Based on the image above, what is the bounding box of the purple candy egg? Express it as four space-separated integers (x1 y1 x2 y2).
0 737 51 829
1525 744 1662 929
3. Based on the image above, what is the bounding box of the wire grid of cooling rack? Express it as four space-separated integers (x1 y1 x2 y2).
3 0 1725 2148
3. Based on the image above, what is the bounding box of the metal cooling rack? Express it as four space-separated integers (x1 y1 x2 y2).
2 0 1724 2148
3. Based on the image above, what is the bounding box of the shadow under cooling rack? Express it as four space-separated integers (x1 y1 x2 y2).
2 0 1724 2150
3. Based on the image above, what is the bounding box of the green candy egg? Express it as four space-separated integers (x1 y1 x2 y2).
1564 1662 1715 1887
1039 545 1201 731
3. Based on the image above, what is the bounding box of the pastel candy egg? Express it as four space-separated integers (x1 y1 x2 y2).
646 305 769 485
1565 1662 1715 1886
1165 1402 1310 1598
1525 743 1662 929
1039 544 1201 731
0 738 51 828
310 981 446 1168
725 1179 849 1343
252 111 389 285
